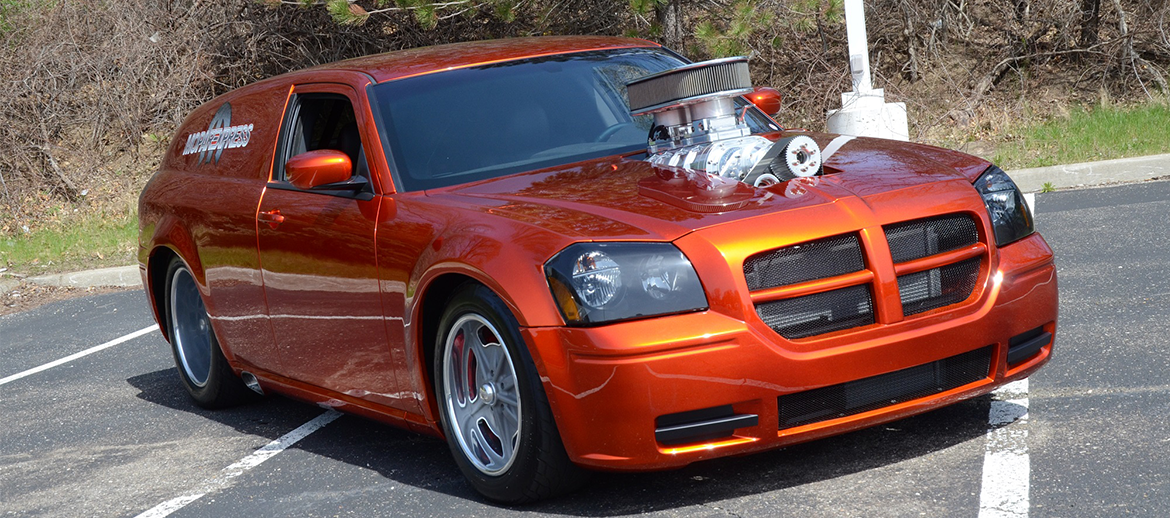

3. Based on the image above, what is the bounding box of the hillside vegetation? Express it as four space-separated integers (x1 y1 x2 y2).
1 0 1168 249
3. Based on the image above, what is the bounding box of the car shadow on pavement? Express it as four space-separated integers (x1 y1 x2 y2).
126 368 348 442
127 368 992 513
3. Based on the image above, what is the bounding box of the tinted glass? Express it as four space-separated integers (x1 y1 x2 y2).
371 48 776 192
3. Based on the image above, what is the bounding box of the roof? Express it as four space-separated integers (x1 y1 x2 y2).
307 36 661 83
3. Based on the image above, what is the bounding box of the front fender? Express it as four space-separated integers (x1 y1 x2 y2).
409 225 569 329
400 220 573 429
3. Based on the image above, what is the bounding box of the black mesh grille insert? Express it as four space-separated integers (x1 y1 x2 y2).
777 346 993 429
756 284 874 339
898 257 981 316
885 215 979 263
744 234 864 291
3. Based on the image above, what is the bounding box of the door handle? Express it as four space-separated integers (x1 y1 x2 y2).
258 209 285 229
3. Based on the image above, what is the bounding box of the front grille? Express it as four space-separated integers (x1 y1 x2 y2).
756 285 874 339
743 214 985 340
777 346 993 429
886 214 982 318
898 257 981 316
744 234 864 291
885 215 978 263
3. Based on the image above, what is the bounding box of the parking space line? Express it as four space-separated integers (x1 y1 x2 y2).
978 379 1030 518
0 325 157 386
135 409 342 518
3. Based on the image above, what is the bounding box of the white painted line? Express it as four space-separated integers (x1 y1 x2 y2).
135 410 342 518
1024 192 1036 214
0 325 158 386
978 378 1030 518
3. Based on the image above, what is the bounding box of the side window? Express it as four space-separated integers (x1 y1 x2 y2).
276 93 371 183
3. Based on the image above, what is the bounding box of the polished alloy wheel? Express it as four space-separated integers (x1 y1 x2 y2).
442 314 522 475
169 266 212 388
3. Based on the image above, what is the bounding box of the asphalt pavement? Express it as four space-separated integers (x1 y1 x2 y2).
2 180 1168 517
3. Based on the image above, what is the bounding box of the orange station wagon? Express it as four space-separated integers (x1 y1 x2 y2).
138 36 1057 502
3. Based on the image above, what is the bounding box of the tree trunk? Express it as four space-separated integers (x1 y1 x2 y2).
1080 0 1100 47
656 0 685 50
1111 0 1169 93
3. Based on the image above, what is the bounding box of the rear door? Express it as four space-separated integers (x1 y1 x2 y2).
256 82 402 403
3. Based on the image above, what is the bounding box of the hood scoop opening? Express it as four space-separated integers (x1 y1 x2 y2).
627 57 823 193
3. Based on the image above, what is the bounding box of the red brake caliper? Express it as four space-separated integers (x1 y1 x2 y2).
452 331 467 404
467 345 478 402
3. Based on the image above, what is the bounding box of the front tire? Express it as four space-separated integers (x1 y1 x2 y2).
434 284 588 503
164 257 252 409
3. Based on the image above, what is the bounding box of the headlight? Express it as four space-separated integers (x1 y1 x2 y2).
545 243 708 325
974 165 1034 246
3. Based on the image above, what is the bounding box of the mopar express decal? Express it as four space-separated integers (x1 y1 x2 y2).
181 103 253 165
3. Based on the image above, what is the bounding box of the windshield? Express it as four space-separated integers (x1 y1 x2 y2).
370 47 773 192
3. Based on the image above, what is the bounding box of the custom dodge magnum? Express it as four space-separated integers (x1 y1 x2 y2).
138 36 1057 502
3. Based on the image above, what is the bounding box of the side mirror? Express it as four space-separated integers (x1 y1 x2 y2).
286 149 353 190
747 87 782 117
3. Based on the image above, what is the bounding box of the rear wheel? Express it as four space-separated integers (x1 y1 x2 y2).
165 257 252 408
434 284 588 503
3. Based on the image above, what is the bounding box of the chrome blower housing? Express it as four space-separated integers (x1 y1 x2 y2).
627 57 821 187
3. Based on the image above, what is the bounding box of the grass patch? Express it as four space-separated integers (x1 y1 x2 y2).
1 211 137 276
992 103 1170 169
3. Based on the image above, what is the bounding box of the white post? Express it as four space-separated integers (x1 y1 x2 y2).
827 0 910 141
844 0 872 95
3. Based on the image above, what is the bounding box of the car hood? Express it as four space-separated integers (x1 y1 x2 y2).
426 133 993 242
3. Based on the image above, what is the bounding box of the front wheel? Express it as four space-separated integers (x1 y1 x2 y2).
165 257 253 408
434 284 588 503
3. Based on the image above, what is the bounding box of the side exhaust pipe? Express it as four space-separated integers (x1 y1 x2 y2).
240 371 265 395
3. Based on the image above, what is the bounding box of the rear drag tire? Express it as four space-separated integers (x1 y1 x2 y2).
164 257 253 409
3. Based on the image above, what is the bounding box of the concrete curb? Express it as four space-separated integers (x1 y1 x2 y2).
1007 153 1170 193
25 265 142 289
4 152 1168 292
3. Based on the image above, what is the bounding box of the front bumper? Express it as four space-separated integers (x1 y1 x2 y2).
524 232 1056 471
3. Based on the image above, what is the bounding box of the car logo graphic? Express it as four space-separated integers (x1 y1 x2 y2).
181 103 254 165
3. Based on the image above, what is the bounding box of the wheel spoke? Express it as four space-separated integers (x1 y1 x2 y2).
457 400 486 439
493 405 519 456
494 389 519 409
475 345 494 389
461 319 484 348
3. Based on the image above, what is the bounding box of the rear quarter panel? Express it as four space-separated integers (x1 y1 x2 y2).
139 77 294 366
